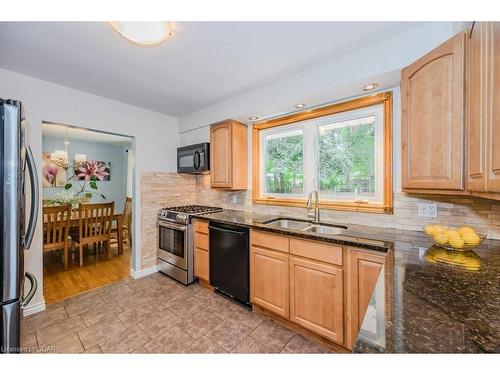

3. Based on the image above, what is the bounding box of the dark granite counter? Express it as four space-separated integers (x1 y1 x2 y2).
195 209 500 353
194 209 393 252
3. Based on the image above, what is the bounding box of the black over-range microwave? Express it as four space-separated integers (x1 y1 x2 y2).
177 142 210 174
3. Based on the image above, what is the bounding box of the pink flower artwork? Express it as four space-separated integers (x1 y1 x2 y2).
42 164 59 186
75 160 110 181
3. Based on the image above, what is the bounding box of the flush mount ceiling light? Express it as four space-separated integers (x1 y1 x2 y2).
109 22 172 46
248 116 259 121
362 83 379 91
295 103 306 109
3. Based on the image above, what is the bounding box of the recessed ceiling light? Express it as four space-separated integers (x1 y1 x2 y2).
295 104 306 109
249 116 259 121
362 83 379 91
109 22 172 46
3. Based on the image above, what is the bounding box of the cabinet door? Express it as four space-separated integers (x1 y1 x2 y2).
467 23 487 192
402 32 466 191
289 256 344 344
194 248 209 281
250 246 289 318
486 22 500 193
210 122 232 188
345 249 385 349
194 220 210 283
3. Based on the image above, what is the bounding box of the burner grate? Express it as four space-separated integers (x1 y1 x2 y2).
162 205 223 214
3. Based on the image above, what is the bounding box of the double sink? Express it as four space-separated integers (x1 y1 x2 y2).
263 218 347 235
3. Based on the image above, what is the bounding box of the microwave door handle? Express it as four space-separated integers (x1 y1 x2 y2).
193 150 201 170
23 146 39 250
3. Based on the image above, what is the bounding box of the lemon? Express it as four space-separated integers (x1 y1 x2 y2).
434 233 449 245
458 226 476 236
462 232 480 245
424 225 436 236
447 230 461 239
449 236 465 249
434 225 447 233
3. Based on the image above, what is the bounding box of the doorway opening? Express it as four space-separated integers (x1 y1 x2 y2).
41 122 135 304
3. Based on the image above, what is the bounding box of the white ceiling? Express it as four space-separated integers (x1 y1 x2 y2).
0 22 425 117
42 122 133 145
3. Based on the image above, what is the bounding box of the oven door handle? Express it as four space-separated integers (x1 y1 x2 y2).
157 221 188 232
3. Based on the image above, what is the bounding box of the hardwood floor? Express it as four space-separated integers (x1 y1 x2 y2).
43 241 131 304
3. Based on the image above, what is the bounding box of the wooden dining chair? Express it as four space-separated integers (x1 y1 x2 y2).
123 197 132 245
43 205 72 270
70 202 115 267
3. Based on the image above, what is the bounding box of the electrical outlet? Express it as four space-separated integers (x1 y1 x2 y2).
232 195 238 204
417 203 437 218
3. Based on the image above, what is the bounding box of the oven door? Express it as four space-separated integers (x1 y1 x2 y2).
157 221 188 270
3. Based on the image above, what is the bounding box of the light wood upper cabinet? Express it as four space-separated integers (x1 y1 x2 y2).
467 23 487 192
210 120 248 190
485 22 500 193
289 256 344 344
401 32 466 192
345 248 385 349
466 22 500 200
250 245 290 318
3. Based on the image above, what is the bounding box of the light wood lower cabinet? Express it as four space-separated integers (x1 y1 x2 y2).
249 230 387 349
289 256 344 344
193 220 210 284
345 248 385 349
250 245 289 318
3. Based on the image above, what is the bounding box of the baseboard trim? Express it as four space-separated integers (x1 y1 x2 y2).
130 265 158 279
23 300 46 317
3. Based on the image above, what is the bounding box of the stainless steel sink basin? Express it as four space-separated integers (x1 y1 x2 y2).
303 224 346 235
263 219 312 231
263 218 347 235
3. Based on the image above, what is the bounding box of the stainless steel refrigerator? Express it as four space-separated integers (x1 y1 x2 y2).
1 99 38 353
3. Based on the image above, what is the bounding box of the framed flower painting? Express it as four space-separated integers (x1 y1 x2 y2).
42 152 67 187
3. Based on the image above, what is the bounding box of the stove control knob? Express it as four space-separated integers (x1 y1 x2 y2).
176 214 187 222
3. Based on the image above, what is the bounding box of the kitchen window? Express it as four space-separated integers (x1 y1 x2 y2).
253 92 393 214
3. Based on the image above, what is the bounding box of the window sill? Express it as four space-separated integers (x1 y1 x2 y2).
253 197 393 214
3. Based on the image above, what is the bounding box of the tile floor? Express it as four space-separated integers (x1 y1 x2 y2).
21 272 333 354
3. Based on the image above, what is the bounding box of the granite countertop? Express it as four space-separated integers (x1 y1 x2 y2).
195 209 500 353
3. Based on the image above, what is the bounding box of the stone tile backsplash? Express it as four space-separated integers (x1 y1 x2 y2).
140 172 197 269
139 170 500 269
195 175 500 239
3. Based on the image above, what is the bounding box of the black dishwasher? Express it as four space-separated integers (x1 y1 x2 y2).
209 221 250 305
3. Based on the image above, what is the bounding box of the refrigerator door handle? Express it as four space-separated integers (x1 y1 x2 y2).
21 271 37 307
23 146 39 250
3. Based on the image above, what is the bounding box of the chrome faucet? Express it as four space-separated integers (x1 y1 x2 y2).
307 189 320 223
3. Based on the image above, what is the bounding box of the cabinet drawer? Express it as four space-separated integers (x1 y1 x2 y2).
194 247 209 282
251 230 289 253
290 238 342 266
195 220 209 234
194 232 209 251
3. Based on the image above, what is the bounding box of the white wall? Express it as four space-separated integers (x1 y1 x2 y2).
0 68 179 311
179 22 457 193
178 22 455 135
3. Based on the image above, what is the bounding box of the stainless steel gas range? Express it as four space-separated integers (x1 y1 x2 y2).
157 205 222 285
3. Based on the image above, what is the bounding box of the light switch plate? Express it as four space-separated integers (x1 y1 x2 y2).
417 203 437 218
232 195 238 204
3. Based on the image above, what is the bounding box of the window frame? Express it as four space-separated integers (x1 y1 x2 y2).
252 91 393 214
